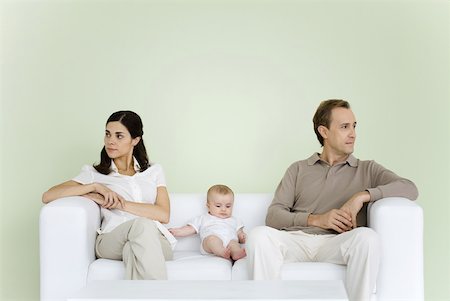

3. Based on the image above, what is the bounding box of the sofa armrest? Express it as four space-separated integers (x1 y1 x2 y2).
40 197 100 301
368 197 424 301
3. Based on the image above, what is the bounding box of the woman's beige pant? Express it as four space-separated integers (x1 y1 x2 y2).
246 226 380 301
95 217 173 280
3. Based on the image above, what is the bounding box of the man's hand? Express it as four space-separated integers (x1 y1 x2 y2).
340 191 370 229
308 209 353 233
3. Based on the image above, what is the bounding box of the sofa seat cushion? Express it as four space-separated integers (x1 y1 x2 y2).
87 251 232 282
168 251 232 280
231 259 346 281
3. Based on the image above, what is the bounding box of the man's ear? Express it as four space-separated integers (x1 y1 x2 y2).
132 136 141 146
318 125 328 140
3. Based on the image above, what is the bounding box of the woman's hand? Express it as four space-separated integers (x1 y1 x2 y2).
93 183 125 209
84 192 124 209
84 193 106 206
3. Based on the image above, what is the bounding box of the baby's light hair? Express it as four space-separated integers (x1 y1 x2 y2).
207 184 234 202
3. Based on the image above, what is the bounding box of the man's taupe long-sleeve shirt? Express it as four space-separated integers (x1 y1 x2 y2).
266 153 419 235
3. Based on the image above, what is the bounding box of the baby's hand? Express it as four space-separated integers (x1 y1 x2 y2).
168 228 183 237
238 231 246 243
168 225 196 237
168 228 177 235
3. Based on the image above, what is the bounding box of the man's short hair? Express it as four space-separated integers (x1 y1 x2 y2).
207 184 234 202
313 99 350 146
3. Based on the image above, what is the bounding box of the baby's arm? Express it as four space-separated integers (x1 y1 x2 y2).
169 225 197 237
237 228 246 243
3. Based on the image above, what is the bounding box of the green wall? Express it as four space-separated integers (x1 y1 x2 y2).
1 0 449 300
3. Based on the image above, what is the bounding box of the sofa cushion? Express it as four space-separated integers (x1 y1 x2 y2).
168 251 232 280
87 251 232 282
231 259 346 281
87 259 125 281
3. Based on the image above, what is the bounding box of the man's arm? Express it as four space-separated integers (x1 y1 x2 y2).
340 161 418 228
366 161 418 201
266 163 307 229
338 191 370 229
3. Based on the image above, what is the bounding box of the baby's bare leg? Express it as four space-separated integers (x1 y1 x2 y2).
202 235 231 259
228 240 246 260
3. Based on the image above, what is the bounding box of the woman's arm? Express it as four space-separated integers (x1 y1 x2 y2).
42 180 96 203
42 180 124 208
120 186 171 223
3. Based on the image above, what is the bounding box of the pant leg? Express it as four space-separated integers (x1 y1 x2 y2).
95 217 173 280
315 227 381 301
246 226 315 280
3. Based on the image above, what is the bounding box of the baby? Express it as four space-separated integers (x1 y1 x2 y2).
169 184 246 260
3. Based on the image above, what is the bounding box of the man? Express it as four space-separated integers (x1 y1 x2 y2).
246 99 418 301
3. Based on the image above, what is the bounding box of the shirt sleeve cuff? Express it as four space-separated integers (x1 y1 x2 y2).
367 187 383 202
294 212 311 227
186 223 199 234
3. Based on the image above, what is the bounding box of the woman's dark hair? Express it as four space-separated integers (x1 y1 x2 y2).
94 111 150 175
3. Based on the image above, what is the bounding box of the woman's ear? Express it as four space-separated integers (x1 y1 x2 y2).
318 125 328 140
132 136 141 146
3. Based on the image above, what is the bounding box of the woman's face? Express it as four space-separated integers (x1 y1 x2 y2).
104 121 140 159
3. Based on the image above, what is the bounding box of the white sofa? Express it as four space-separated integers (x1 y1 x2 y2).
40 194 423 301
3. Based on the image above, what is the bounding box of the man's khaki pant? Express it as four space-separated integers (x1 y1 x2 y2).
246 226 380 301
95 217 173 280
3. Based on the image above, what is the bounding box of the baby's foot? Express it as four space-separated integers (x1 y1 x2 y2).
231 248 246 261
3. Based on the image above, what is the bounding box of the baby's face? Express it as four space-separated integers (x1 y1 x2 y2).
207 192 234 219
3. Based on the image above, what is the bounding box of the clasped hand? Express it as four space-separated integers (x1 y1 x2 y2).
84 183 125 209
313 191 369 233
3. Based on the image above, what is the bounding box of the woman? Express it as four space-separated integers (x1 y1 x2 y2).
42 110 173 280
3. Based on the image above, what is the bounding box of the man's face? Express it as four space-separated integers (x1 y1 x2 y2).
321 107 356 156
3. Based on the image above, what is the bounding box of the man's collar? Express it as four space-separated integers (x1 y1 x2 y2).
110 157 141 173
307 153 322 166
308 152 358 167
346 154 358 167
